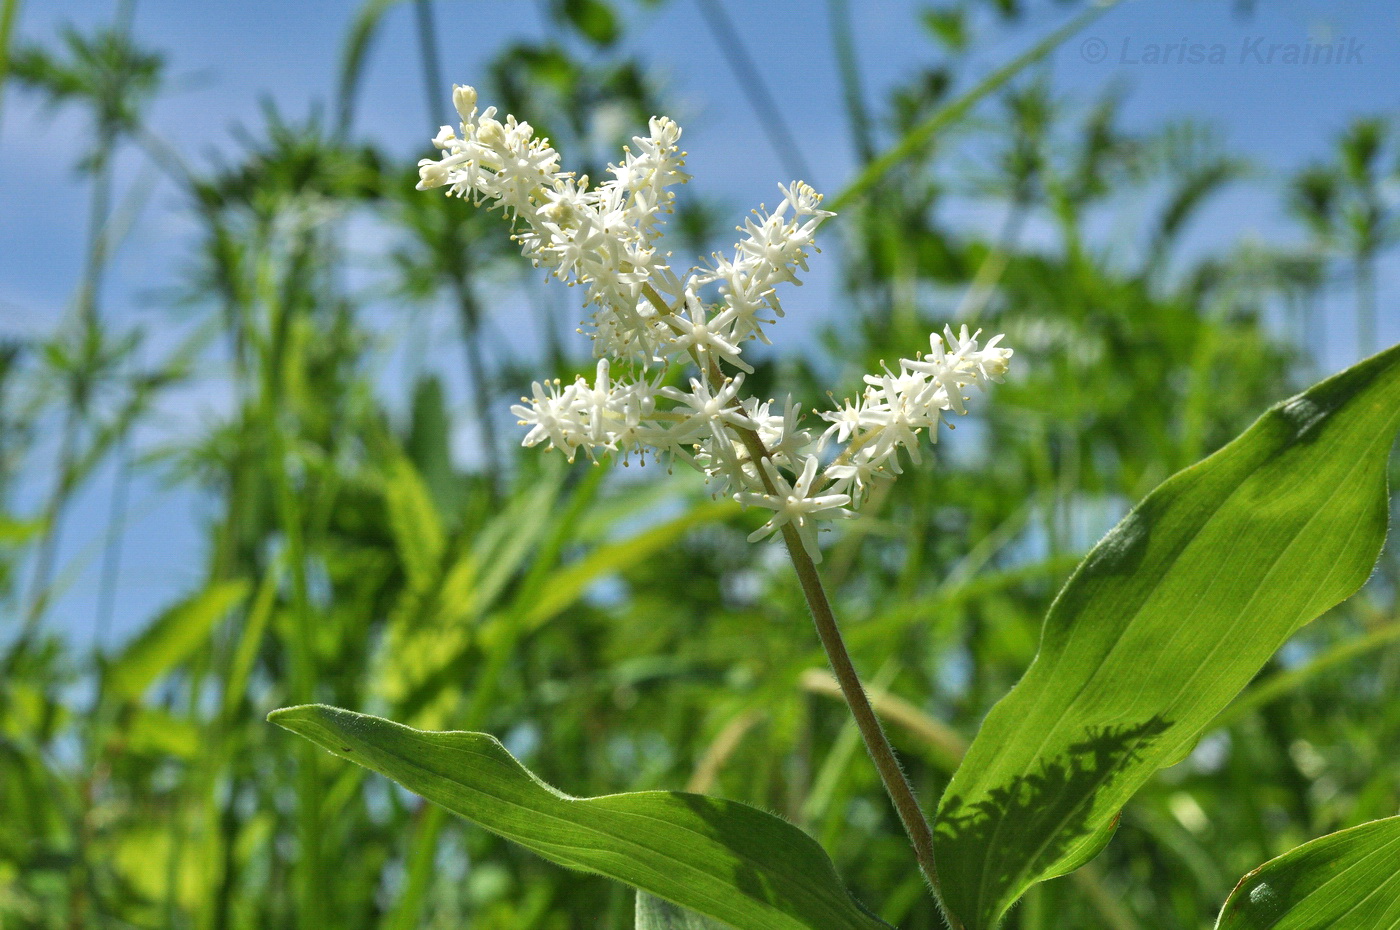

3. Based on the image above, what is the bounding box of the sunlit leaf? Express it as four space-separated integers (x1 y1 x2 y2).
637 892 734 929
935 343 1400 930
1215 816 1400 929
269 704 889 930
118 706 201 759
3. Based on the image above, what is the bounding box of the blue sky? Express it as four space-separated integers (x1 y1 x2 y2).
3 0 1399 645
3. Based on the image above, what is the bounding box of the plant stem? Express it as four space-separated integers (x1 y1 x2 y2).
826 0 874 165
637 280 952 916
412 0 503 496
786 521 945 895
694 0 813 182
732 427 950 917
452 272 503 493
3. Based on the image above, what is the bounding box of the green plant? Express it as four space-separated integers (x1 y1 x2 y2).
6 4 1399 928
271 83 1400 929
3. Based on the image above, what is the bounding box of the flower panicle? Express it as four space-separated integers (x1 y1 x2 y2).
423 86 1013 562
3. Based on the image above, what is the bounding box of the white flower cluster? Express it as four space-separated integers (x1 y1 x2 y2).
418 86 1013 563
817 326 1012 502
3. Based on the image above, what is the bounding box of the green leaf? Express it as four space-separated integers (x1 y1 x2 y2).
637 892 734 929
0 514 42 544
268 704 888 930
560 0 619 45
382 452 445 593
108 581 249 700
934 343 1400 930
119 706 202 759
1215 816 1400 929
406 374 458 514
920 9 968 52
518 499 741 629
1039 811 1120 883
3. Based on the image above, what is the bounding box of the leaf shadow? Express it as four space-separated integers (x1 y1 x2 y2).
935 715 1173 924
672 792 893 929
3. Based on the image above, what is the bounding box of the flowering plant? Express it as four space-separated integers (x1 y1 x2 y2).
270 85 1400 930
418 85 1012 564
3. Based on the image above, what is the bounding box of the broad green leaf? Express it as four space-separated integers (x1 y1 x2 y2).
1215 816 1400 929
1039 812 1120 884
637 892 734 929
1211 619 1400 730
107 581 248 700
934 344 1400 930
269 704 888 930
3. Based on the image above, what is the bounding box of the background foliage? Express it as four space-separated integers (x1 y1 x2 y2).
2 1 1398 928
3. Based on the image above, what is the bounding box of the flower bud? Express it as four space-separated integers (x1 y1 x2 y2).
538 199 574 227
476 117 506 149
452 84 477 120
982 350 1012 380
416 159 450 190
432 125 456 150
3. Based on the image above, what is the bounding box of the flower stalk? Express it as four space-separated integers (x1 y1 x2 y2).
733 423 949 908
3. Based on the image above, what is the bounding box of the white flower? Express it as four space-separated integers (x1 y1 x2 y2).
659 375 756 439
903 325 1015 414
746 395 813 467
822 458 884 500
816 327 1014 498
820 393 878 446
512 379 584 457
734 456 855 563
666 292 751 372
425 85 1013 559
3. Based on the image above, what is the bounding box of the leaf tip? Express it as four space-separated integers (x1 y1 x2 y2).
266 703 326 729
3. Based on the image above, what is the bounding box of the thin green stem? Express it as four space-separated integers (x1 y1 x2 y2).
452 272 503 493
826 0 874 164
1357 252 1376 359
259 258 323 926
272 385 323 930
636 284 953 918
19 402 79 637
413 0 502 495
830 0 1120 211
731 426 951 920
